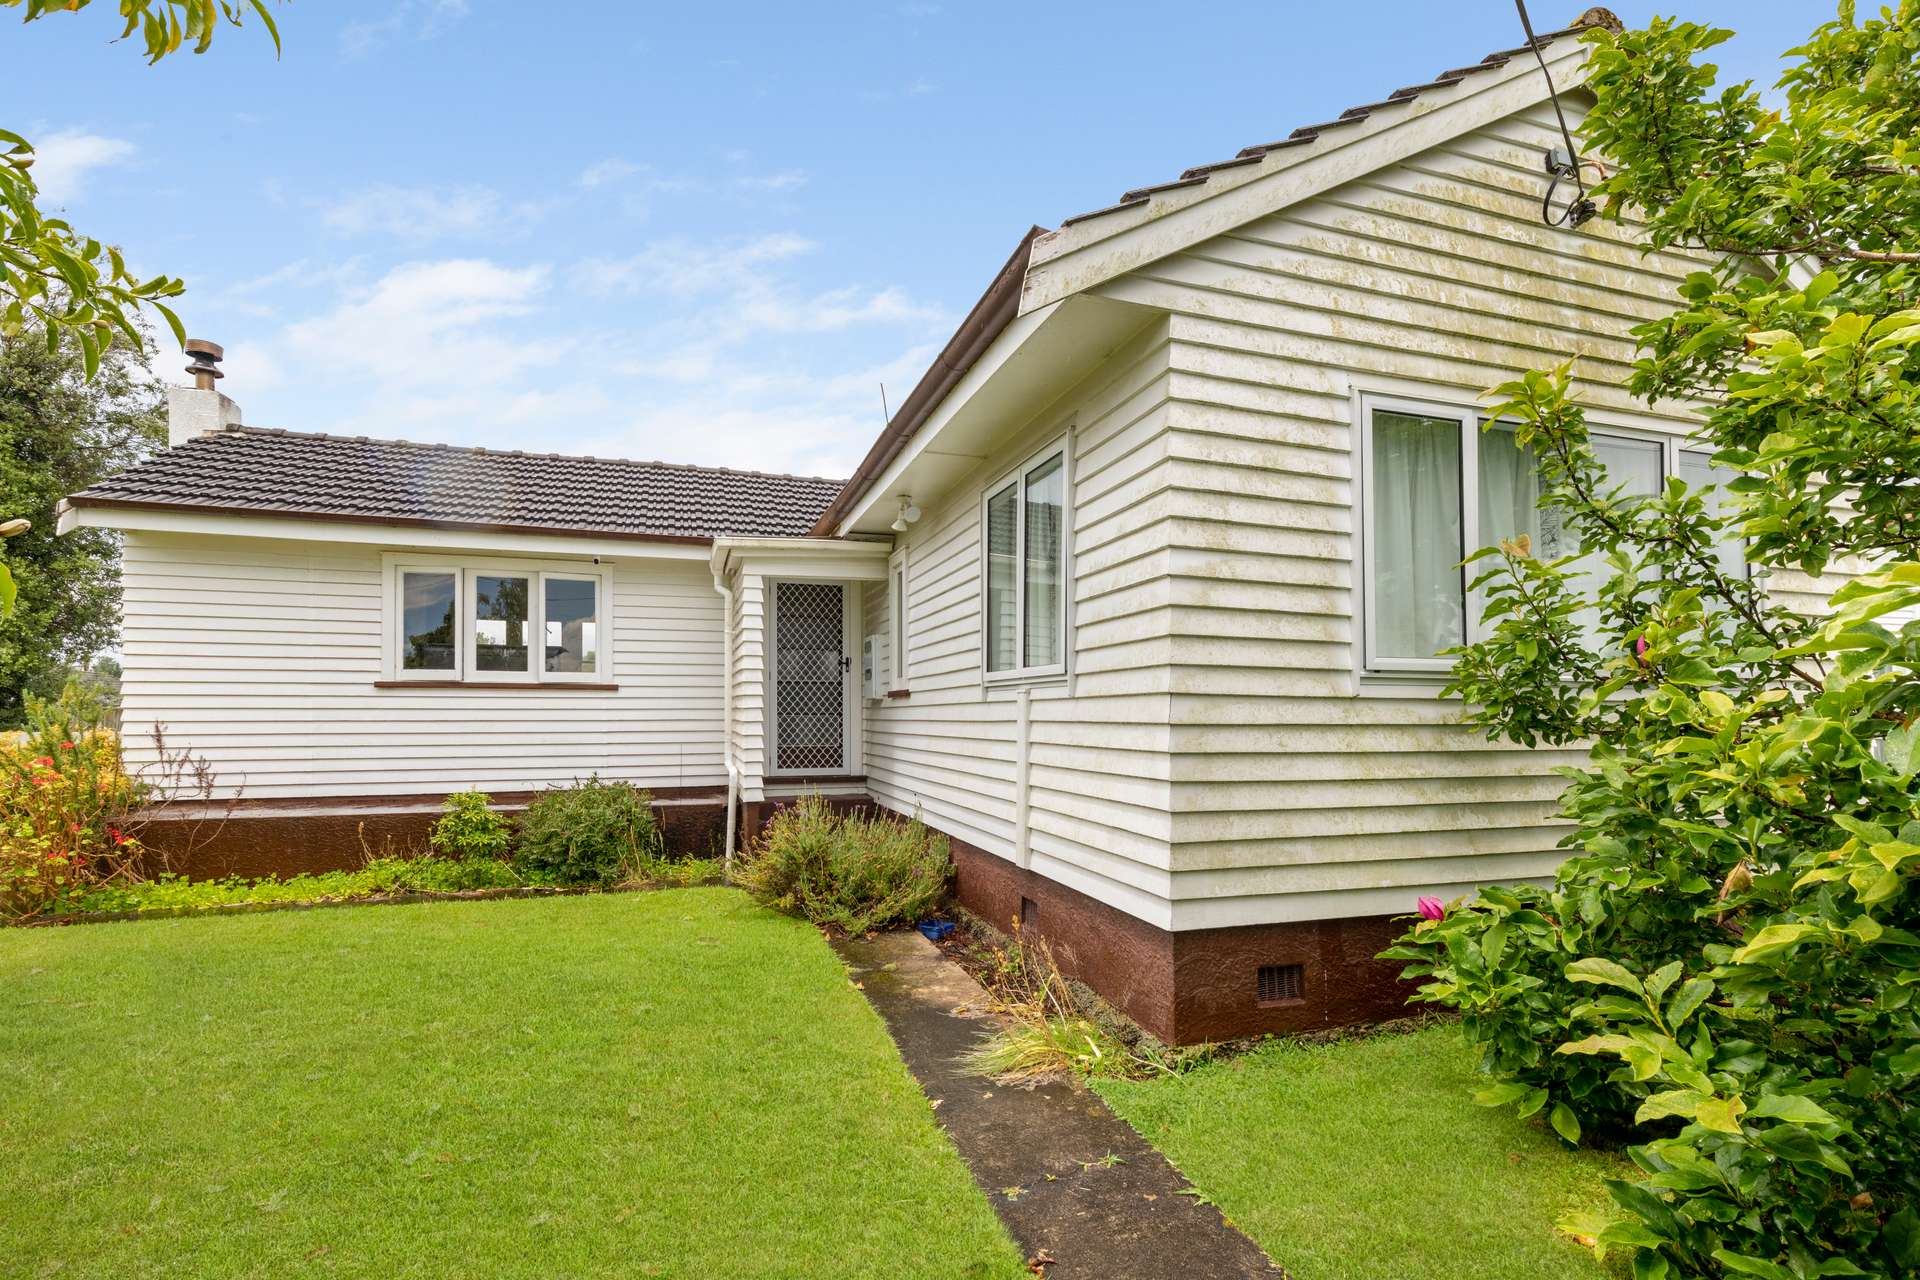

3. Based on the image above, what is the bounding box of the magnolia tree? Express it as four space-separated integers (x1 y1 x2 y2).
1386 6 1920 1278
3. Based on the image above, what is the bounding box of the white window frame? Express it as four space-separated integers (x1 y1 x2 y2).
1356 392 1742 679
980 436 1072 684
392 558 466 680
381 554 612 685
888 548 909 693
535 570 608 684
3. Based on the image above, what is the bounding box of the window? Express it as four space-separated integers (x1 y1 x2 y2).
984 444 1069 679
889 554 908 691
1360 396 1742 674
387 560 608 684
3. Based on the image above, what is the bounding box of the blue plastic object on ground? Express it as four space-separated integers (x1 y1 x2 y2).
916 920 955 941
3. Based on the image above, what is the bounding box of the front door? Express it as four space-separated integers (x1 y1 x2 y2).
771 581 848 774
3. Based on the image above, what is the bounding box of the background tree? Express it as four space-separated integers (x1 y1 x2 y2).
0 331 163 727
0 1 280 366
1387 5 1920 1278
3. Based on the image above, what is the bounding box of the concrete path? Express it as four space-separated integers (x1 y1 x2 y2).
837 930 1286 1279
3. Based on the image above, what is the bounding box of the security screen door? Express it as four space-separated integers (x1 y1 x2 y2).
772 581 848 773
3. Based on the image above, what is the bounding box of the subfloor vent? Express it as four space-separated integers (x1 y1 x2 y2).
1257 963 1305 1006
1019 896 1039 929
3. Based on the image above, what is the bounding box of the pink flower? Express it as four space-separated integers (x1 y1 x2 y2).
1416 896 1446 921
1634 635 1649 663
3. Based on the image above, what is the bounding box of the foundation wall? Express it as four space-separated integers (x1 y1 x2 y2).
139 789 727 881
949 837 1414 1045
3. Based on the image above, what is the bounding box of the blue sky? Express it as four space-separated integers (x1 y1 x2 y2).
13 0 1818 478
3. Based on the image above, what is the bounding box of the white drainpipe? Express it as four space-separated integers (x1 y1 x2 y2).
712 568 740 874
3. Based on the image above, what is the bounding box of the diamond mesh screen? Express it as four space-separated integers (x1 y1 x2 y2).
774 581 845 772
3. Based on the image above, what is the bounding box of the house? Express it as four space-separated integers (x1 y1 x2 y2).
59 11 1791 1043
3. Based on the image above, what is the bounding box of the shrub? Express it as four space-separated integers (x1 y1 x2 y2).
512 778 661 886
1 683 148 919
430 790 513 861
1381 10 1920 1276
733 795 948 933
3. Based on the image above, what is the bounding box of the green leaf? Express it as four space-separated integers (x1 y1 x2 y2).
1550 1101 1581 1145
1566 957 1645 995
1748 1093 1839 1125
1665 978 1714 1028
1693 1096 1746 1134
1731 923 1821 963
1712 1251 1797 1280
0 561 14 619
1632 1250 1671 1280
1473 1081 1530 1108
1635 1089 1705 1122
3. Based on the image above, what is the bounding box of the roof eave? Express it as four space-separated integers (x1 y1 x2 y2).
806 225 1046 538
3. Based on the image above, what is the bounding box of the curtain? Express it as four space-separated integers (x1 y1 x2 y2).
1371 412 1463 659
1679 449 1746 579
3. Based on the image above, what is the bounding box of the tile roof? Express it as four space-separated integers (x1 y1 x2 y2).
66 426 847 542
1056 8 1618 228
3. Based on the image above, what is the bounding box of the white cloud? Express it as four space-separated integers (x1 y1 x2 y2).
28 129 136 204
734 169 808 194
218 235 952 476
342 0 471 57
578 233 817 297
281 258 561 393
577 158 640 190
320 184 549 242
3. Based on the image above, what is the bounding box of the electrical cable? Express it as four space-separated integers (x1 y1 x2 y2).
1514 0 1597 228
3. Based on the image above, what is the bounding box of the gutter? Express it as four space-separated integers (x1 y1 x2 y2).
807 225 1046 537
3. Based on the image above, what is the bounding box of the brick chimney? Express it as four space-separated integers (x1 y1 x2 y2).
167 338 244 447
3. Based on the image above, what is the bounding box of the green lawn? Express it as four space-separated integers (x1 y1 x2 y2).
0 889 1023 1280
1096 1025 1626 1280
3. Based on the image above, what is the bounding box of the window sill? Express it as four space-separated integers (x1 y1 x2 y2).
374 680 620 691
982 672 1070 695
1355 671 1456 699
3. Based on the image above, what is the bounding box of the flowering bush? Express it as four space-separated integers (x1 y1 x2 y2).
1383 10 1920 1277
1 713 146 919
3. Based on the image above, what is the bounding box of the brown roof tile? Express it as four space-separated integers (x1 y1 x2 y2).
67 426 846 542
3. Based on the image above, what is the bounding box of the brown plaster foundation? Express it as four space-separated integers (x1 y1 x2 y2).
946 837 1417 1046
139 788 727 882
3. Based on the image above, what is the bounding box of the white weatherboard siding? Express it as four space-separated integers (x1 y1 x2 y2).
1087 104 1736 930
864 319 1180 927
118 530 726 799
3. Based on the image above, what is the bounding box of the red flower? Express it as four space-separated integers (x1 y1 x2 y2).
109 826 125 845
59 740 75 750
32 756 54 769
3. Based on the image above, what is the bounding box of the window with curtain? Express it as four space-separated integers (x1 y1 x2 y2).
1369 410 1465 662
984 446 1069 678
1364 401 1743 673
